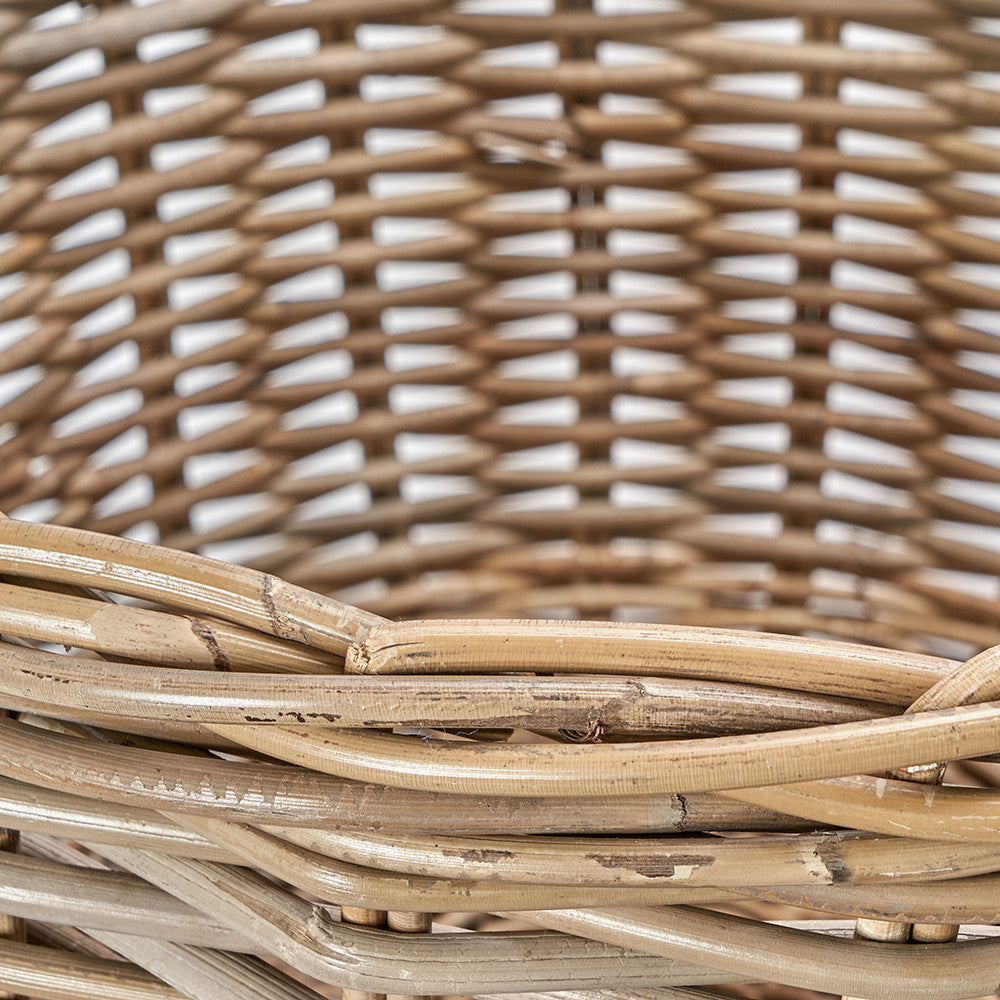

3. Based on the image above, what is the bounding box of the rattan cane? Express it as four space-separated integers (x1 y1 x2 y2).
0 1 1000 998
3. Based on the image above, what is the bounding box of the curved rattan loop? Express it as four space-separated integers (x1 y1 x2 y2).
208 702 1000 797
0 637 885 732
0 521 381 654
514 906 1000 1000
350 619 953 704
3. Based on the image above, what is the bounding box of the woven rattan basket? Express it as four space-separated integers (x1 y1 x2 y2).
3 1 1000 998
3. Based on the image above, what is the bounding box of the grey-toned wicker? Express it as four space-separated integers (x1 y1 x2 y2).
1 1 1000 998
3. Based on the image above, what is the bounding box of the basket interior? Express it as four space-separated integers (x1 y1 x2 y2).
2 0 1000 660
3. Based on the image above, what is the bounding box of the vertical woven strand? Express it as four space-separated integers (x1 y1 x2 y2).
904 3 999 648
782 10 842 552
240 0 371 582
561 0 611 619
165 9 275 560
321 1 388 594
76 0 192 540
0 0 72 531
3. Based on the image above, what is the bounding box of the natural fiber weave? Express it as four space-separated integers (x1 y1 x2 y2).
1 1 1000 998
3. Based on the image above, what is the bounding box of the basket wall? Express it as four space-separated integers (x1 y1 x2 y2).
0 0 998 653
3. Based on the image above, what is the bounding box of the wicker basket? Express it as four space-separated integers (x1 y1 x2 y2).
1 1 1000 998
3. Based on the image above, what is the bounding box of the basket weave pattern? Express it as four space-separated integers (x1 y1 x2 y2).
1 1 1000 998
